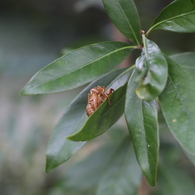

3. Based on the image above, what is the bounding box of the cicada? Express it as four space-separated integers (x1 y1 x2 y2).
86 86 114 116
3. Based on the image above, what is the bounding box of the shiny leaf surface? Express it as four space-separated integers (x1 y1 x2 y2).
170 52 195 77
46 68 132 172
135 36 168 101
149 0 195 33
21 42 133 95
125 70 159 186
102 0 141 45
159 55 195 154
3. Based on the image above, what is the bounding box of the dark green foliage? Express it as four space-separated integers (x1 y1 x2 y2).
125 69 159 186
21 0 195 192
135 36 168 101
149 0 195 33
102 0 141 45
20 42 134 95
159 55 195 154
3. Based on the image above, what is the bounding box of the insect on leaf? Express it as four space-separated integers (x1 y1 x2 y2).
67 68 133 141
46 68 132 172
67 85 127 141
46 68 129 172
86 86 114 117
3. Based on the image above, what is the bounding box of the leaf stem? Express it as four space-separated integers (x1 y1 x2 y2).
127 64 136 71
127 45 139 49
146 10 195 36
146 27 153 37
141 33 149 60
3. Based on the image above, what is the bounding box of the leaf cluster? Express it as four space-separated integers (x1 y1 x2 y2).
20 0 195 190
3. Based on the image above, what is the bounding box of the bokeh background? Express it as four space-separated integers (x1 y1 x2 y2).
1 0 195 195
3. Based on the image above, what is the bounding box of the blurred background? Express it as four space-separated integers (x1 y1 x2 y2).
0 0 195 195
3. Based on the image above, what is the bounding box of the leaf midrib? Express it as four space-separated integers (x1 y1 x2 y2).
141 101 151 169
141 100 158 185
167 74 194 135
116 0 140 45
28 46 132 90
153 10 195 30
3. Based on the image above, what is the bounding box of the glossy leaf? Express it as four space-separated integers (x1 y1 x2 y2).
159 55 195 155
20 42 133 95
125 69 159 186
148 0 195 34
46 68 132 172
67 84 127 141
96 140 142 195
135 36 168 101
102 0 141 45
170 52 195 77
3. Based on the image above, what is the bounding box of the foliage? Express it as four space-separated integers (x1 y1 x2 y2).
21 0 195 193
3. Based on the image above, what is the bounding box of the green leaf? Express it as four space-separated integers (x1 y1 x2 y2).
170 52 195 77
20 41 133 95
157 159 195 195
46 68 132 172
125 69 159 186
159 55 195 155
66 66 133 141
96 140 142 195
148 0 195 34
102 0 141 45
135 36 168 101
67 84 127 141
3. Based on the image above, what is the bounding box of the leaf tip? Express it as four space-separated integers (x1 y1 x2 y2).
149 180 156 187
20 84 34 96
20 88 27 96
45 154 56 173
143 171 157 187
45 167 50 173
66 132 91 142
142 164 158 186
66 134 79 141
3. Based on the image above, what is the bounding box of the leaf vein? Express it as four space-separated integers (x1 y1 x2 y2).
116 0 139 45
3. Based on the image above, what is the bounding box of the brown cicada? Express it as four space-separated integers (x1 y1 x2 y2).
86 86 114 116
